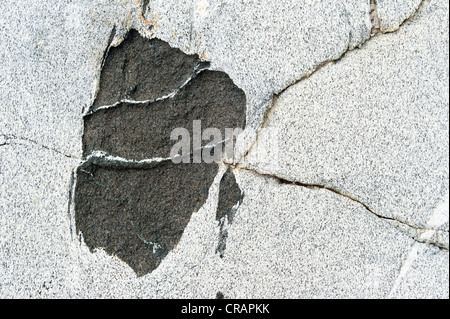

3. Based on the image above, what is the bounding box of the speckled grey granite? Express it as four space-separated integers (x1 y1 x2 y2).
0 0 373 160
389 243 449 299
0 142 78 297
0 0 136 157
245 0 449 232
145 0 372 129
0 0 448 299
376 0 423 32
213 170 414 299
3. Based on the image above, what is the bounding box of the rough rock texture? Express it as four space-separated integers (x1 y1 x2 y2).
92 29 202 109
0 0 137 158
75 161 218 277
389 243 449 298
245 0 449 232
376 0 423 32
77 30 247 276
146 0 372 129
85 70 246 160
0 0 448 299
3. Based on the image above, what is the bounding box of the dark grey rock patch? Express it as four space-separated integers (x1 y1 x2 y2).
84 70 246 160
92 29 201 109
75 29 247 276
74 161 218 277
216 168 243 224
216 291 225 299
215 168 244 258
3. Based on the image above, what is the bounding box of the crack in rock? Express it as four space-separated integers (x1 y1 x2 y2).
233 2 446 251
240 1 430 164
370 0 380 35
142 0 150 17
237 166 448 250
100 26 117 71
84 69 245 161
74 29 247 276
91 29 206 110
1 134 78 159
216 168 244 224
85 63 210 117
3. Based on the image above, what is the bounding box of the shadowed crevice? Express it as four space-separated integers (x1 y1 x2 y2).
215 168 244 258
216 168 244 224
216 291 225 299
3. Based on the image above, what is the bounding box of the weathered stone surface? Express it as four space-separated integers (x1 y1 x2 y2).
245 0 449 231
217 170 413 298
74 161 218 277
0 143 78 298
376 0 423 32
216 168 243 224
146 0 372 127
1 0 448 299
215 168 243 257
389 243 449 299
92 29 202 109
85 70 246 160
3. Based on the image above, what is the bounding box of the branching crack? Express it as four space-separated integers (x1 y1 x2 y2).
67 168 79 241
241 0 428 162
237 166 448 251
81 150 174 170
